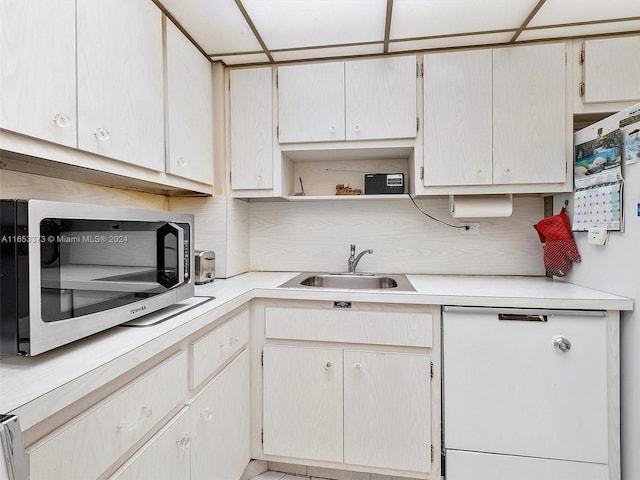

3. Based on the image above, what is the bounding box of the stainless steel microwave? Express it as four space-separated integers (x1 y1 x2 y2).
0 200 194 355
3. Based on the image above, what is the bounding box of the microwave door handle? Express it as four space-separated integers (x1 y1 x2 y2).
173 223 185 287
156 222 185 289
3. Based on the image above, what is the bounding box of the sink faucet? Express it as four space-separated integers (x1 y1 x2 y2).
347 244 373 273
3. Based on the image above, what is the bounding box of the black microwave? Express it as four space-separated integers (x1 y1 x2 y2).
0 200 194 355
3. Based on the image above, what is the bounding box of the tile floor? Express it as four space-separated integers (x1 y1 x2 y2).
250 464 420 480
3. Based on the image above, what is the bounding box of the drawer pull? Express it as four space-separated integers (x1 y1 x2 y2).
354 363 362 372
200 408 213 421
325 361 333 370
116 405 153 432
498 313 547 322
176 434 191 448
553 336 572 353
219 337 239 349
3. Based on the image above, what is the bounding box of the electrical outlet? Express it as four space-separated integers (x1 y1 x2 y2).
460 222 480 234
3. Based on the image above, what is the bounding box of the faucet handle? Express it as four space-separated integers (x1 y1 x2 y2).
350 244 356 254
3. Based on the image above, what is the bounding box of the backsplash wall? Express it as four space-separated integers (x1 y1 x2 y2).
250 196 546 276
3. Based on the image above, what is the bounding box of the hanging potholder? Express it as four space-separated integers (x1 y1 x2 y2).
533 207 581 277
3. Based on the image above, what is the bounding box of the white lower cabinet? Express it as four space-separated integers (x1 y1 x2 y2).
110 407 191 480
343 350 431 473
263 345 344 462
28 351 188 480
263 346 431 474
190 349 251 480
110 350 250 480
259 302 439 478
25 307 252 480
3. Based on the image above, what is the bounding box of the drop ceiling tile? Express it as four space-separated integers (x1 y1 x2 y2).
390 0 540 38
160 0 262 54
388 32 514 52
272 43 384 62
529 0 640 27
519 19 640 42
210 53 271 65
242 0 387 50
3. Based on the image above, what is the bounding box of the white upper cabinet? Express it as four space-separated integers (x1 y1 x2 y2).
230 67 274 190
278 62 345 143
423 49 493 186
77 0 165 171
165 21 214 184
278 55 417 144
582 36 640 104
493 43 566 185
422 43 568 190
0 0 76 148
345 55 417 141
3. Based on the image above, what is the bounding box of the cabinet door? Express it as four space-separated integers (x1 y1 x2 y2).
345 56 417 141
0 0 76 147
278 62 345 143
190 350 250 480
166 21 214 184
344 350 431 473
493 43 566 185
110 408 191 480
423 50 493 186
230 67 273 189
583 36 640 104
77 0 165 171
263 345 343 462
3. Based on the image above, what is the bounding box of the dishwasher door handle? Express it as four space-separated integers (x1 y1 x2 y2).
498 313 547 322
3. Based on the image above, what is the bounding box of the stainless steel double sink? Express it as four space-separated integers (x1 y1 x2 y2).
278 272 415 292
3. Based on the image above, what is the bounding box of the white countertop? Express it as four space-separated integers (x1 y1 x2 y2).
0 272 632 428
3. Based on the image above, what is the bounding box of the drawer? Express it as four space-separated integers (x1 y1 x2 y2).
189 308 250 389
265 307 432 347
446 450 608 480
109 407 191 480
28 351 187 480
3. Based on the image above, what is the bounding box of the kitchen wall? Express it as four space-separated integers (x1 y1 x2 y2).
168 196 250 278
559 103 640 480
250 195 546 275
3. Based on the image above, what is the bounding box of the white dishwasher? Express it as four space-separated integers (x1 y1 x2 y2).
442 306 616 480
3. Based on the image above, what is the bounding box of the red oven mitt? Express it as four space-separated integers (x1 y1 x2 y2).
533 207 581 277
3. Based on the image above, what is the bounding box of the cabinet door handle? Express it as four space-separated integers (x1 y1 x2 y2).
200 408 213 421
53 113 71 128
498 313 547 322
325 361 332 370
94 127 110 141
